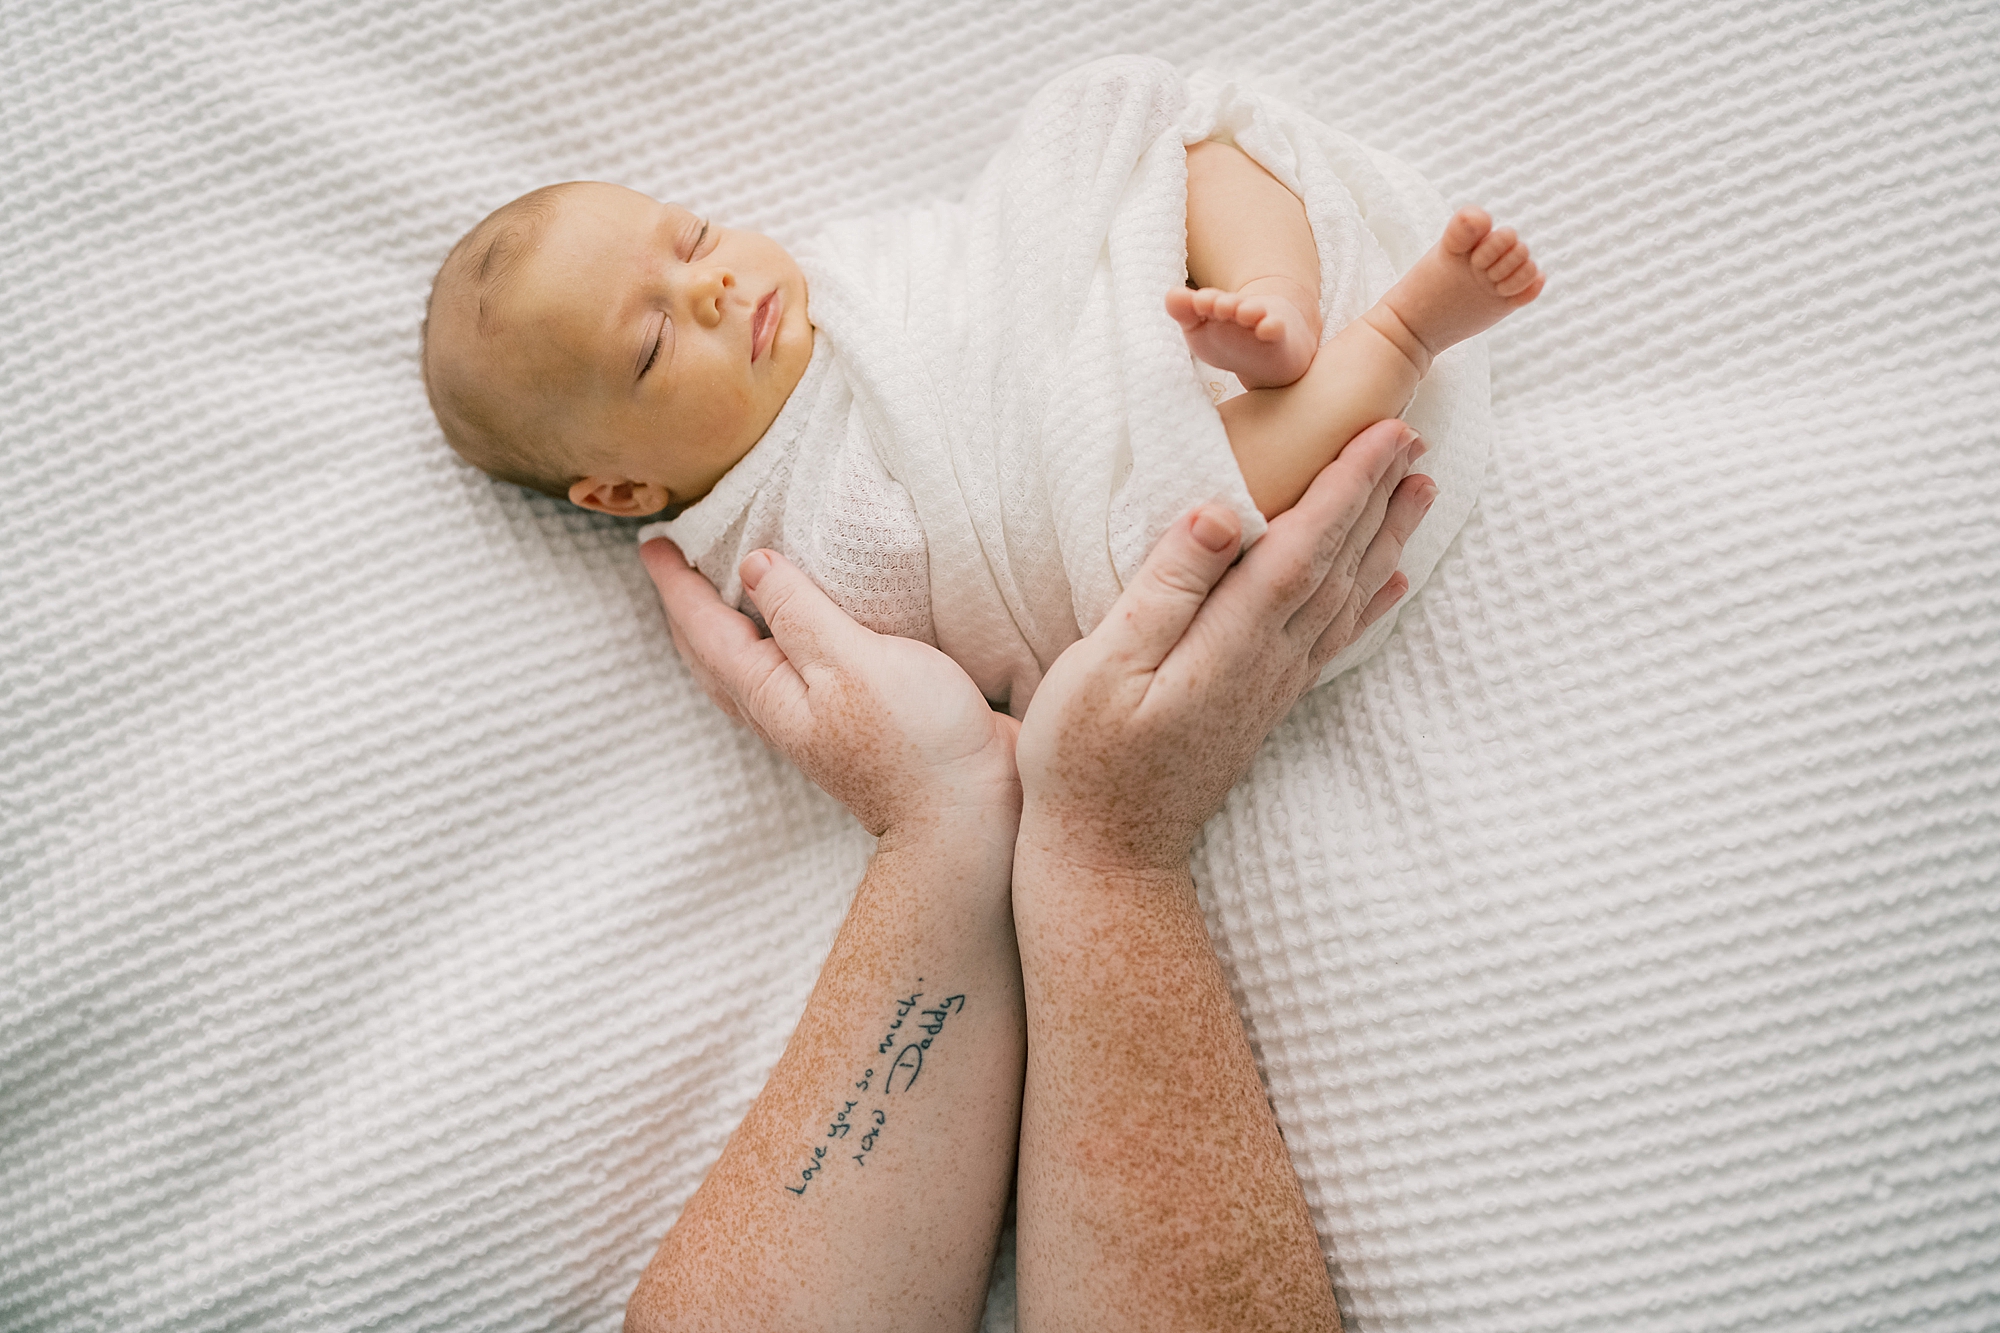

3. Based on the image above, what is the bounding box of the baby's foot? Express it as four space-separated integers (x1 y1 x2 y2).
1370 207 1545 374
1166 277 1322 389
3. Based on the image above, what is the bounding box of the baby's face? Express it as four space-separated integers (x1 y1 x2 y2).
489 182 813 512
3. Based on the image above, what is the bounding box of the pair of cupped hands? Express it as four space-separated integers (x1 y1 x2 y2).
642 419 1435 866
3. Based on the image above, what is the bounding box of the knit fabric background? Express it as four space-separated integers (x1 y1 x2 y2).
3 2 1996 1331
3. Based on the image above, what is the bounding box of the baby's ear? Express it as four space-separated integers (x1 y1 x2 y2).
569 476 673 517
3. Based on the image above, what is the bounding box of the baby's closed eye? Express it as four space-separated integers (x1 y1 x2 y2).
639 311 672 379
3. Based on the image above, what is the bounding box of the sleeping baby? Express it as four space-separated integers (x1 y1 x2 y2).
422 57 1541 709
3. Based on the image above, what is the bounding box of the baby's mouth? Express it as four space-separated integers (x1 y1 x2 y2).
751 290 780 363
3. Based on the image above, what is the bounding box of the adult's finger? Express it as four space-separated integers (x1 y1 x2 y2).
635 542 744 722
1294 459 1399 633
1099 504 1243 671
1287 456 1427 646
1349 473 1435 608
643 539 761 665
1307 474 1434 671
1239 419 1413 621
668 616 745 725
1319 427 1425 596
1306 570 1408 680
642 538 788 728
1356 573 1411 633
737 548 874 693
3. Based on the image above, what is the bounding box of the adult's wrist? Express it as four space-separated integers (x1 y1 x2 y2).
876 779 1022 868
1014 799 1197 895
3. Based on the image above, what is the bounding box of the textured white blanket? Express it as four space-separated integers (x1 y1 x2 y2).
3 2 1997 1332
642 57 1487 707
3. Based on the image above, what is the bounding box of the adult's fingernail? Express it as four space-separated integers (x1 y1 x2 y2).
1420 479 1439 507
1396 424 1417 448
740 550 773 591
1191 505 1239 552
1408 433 1429 460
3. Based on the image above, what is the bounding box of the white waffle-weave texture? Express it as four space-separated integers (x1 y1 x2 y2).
2 2 1996 1331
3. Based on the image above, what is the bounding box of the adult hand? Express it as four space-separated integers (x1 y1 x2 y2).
1014 417 1434 875
641 540 1019 839
632 542 1027 1333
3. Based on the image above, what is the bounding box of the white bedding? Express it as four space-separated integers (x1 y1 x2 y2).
641 56 1486 707
4 2 1998 1331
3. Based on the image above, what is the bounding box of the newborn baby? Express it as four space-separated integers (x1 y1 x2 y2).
423 58 1540 708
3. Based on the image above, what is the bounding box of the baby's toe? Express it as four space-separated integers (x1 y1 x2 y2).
1443 206 1493 257
1232 294 1273 328
1469 226 1517 271
1497 263 1543 300
1486 244 1531 287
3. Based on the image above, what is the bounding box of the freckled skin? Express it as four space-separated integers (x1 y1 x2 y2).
627 543 1024 1333
627 420 1434 1331
1009 421 1434 1331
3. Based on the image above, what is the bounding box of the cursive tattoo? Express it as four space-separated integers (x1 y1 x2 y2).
784 1143 829 1197
783 981 967 1197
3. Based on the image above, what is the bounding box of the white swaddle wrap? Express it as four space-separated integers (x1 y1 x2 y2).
11 7 1996 1328
641 57 1489 707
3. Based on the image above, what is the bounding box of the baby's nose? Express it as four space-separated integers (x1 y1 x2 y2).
690 267 733 327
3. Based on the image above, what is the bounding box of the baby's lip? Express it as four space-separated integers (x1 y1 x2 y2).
751 289 780 363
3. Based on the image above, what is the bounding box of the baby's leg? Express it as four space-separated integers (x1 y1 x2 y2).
1168 139 1323 389
1224 207 1544 517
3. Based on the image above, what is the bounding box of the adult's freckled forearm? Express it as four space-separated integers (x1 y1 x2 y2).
1010 831 1337 1332
635 795 1026 1332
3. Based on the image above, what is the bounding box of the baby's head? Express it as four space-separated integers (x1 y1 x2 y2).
422 181 813 515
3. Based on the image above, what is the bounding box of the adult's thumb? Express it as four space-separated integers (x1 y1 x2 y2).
1100 504 1242 670
739 549 854 672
